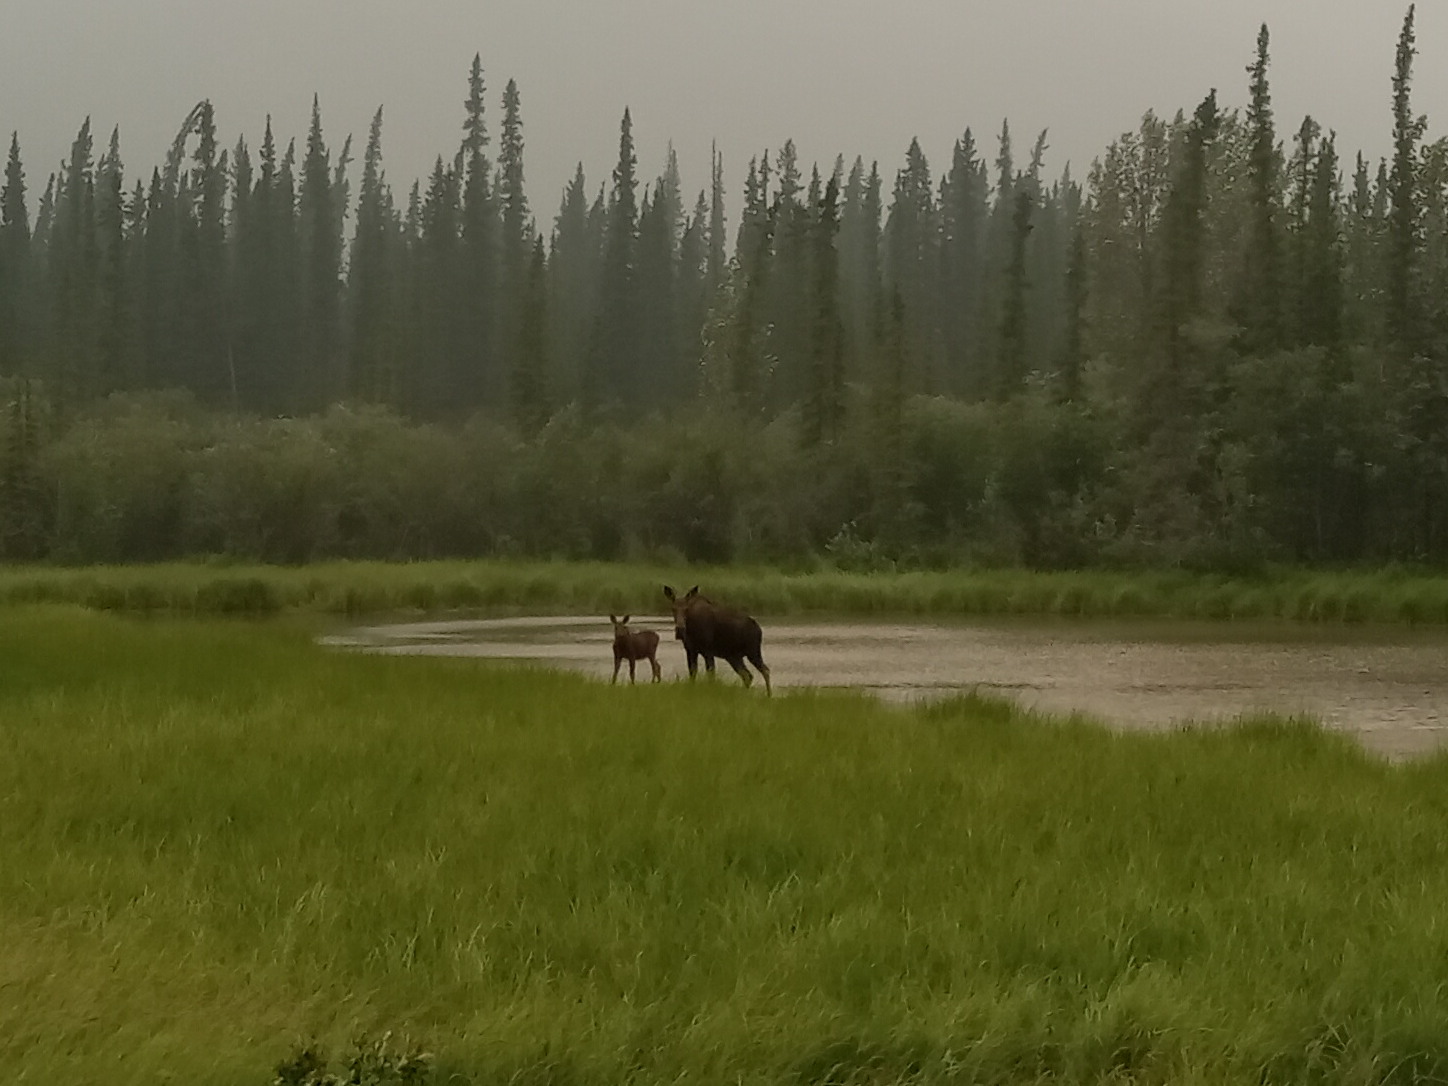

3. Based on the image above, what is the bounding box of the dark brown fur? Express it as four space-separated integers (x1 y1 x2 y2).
609 614 661 684
662 585 772 695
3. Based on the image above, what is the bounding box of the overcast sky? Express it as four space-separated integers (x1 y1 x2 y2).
2 1 1441 226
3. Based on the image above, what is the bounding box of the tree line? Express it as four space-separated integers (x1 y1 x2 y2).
3 9 1448 568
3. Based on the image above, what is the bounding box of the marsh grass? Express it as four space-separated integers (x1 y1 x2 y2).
5 607 1448 1083
6 560 1448 625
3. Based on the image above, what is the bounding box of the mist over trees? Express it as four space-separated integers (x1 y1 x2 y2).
3 10 1448 568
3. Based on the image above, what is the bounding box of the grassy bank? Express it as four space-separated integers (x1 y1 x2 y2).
5 559 1448 623
4 607 1448 1083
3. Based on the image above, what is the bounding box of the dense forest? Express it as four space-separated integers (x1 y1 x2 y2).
1 10 1446 568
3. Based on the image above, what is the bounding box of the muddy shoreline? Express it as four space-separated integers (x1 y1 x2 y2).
325 616 1448 759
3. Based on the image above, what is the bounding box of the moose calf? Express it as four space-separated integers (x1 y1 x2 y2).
609 614 662 684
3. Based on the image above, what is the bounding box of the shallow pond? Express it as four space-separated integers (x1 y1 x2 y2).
324 616 1448 759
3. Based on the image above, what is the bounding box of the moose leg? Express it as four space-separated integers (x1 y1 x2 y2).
628 658 638 684
649 654 662 683
725 656 754 687
703 654 717 678
686 647 700 679
746 648 772 697
612 655 622 684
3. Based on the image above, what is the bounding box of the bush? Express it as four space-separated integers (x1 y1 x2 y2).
193 576 283 615
273 1036 432 1086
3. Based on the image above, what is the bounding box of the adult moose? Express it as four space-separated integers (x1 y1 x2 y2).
662 585 772 695
609 614 662 684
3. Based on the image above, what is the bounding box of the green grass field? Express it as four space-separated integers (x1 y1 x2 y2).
5 558 1448 624
5 607 1448 1083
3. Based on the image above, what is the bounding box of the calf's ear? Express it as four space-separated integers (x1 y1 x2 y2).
686 585 699 599
663 585 675 600
608 613 617 623
621 614 630 624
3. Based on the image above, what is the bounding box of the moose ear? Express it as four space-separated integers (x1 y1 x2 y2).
686 585 699 599
621 614 630 624
663 585 675 600
608 613 617 623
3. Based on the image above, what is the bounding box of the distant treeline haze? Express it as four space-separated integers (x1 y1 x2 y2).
2 11 1447 568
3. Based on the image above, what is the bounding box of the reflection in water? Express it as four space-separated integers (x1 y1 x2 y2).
323 617 1448 760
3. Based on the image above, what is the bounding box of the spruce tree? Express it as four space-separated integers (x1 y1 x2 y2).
498 77 533 398
1284 116 1327 350
52 117 99 404
588 108 640 407
0 133 32 379
1384 7 1448 555
1158 91 1221 372
299 96 343 408
767 140 811 406
1302 133 1344 359
939 130 989 396
188 103 229 403
1121 90 1224 533
884 138 937 393
1343 151 1384 346
1080 112 1168 372
706 143 727 296
727 197 776 413
463 54 489 162
138 167 174 392
95 127 129 394
512 235 549 433
1237 23 1283 353
32 173 55 255
736 156 767 267
416 156 462 414
258 134 301 410
458 55 497 411
549 163 601 401
979 121 1018 390
636 179 679 405
1387 4 1425 353
350 106 393 402
233 117 292 410
839 158 882 384
996 181 1034 399
723 153 777 412
1025 168 1076 383
1419 137 1448 353
676 190 709 393
805 170 845 445
498 79 530 285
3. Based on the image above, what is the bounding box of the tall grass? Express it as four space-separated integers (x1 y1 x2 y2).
5 607 1448 1083
5 559 1448 623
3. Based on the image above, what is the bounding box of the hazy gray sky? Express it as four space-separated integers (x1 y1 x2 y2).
2 1 1441 224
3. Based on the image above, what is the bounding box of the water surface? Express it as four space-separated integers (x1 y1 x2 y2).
324 616 1448 759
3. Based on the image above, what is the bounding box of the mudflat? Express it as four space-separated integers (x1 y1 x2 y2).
329 616 1448 759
